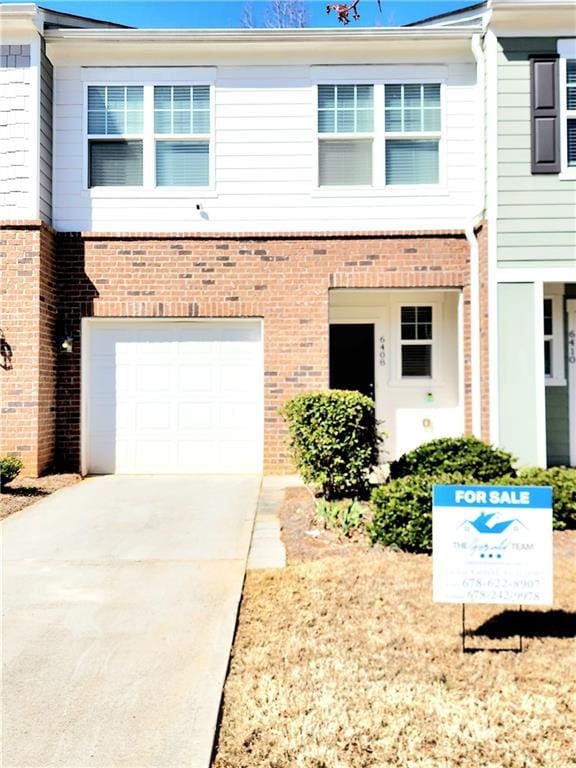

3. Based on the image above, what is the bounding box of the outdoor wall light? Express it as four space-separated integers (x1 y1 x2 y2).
0 329 13 370
60 335 73 353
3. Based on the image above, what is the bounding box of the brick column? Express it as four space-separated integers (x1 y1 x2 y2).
0 222 57 475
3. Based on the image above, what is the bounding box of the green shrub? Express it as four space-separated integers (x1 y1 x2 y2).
496 467 576 531
280 390 380 499
368 473 470 554
390 436 515 483
315 498 364 538
0 456 23 490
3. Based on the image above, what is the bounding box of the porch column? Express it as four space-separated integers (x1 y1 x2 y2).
497 282 546 467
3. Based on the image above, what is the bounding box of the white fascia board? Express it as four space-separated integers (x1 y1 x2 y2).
44 26 480 44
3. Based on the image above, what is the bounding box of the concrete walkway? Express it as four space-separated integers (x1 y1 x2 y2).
2 475 260 768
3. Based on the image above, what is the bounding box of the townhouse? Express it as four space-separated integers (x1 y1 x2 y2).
0 1 573 477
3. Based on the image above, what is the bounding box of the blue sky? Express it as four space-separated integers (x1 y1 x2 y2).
3 0 476 28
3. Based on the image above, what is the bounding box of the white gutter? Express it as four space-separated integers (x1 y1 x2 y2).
466 32 486 439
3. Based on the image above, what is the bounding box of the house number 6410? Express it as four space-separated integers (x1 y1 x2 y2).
379 336 386 366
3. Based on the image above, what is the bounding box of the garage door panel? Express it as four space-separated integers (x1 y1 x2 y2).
179 365 213 392
86 321 262 474
178 403 213 430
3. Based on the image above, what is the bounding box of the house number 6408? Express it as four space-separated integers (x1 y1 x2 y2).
379 336 386 366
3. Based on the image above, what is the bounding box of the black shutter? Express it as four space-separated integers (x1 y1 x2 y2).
530 55 560 174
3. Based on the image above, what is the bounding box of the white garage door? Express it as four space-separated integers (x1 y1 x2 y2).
84 320 263 474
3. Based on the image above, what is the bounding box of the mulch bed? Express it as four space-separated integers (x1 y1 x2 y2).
0 473 82 521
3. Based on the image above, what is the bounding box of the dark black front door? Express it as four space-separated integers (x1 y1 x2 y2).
329 324 375 399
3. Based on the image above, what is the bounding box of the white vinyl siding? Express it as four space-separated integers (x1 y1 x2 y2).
52 62 479 232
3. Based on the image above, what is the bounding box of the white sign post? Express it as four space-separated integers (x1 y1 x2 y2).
433 485 553 606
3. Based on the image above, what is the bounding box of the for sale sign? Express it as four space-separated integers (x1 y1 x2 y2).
432 485 553 605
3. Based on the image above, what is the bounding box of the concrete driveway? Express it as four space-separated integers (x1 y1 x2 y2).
2 475 260 768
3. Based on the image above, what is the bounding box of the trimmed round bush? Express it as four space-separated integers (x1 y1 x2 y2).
390 436 515 482
368 473 470 554
280 390 380 499
497 467 576 531
0 456 23 490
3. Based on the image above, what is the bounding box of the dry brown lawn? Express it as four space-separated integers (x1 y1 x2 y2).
213 490 576 768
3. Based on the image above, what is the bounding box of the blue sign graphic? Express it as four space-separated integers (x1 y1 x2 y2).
433 484 552 509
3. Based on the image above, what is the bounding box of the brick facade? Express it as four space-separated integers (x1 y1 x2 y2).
0 222 57 475
2 222 489 476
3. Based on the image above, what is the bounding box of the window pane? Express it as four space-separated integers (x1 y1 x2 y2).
193 85 210 110
404 84 422 109
193 110 210 134
318 85 335 110
319 139 372 186
87 86 105 110
385 109 402 132
568 86 576 111
87 86 143 136
174 110 191 134
156 141 209 186
154 86 172 108
88 111 106 134
568 119 576 167
126 110 144 134
544 340 552 376
155 111 172 134
318 85 373 134
107 86 125 107
386 140 439 185
337 85 355 109
401 307 416 324
404 108 422 132
318 111 335 133
106 110 124 135
567 60 576 84
543 298 553 336
337 109 355 132
385 85 402 109
89 140 143 187
423 108 441 132
402 306 432 340
127 87 143 107
423 83 441 106
173 86 191 107
402 345 432 377
356 85 373 109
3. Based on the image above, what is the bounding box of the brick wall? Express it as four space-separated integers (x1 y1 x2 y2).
0 222 56 475
56 229 475 474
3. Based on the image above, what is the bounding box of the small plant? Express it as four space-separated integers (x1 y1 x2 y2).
497 467 576 531
315 498 364 538
368 473 470 554
390 436 515 483
281 390 381 499
0 456 23 490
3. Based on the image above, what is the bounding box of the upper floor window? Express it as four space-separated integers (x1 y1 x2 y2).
317 82 442 188
88 86 144 187
87 84 211 189
384 84 440 185
318 84 373 186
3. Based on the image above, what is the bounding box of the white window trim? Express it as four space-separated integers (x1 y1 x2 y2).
314 80 446 194
83 82 216 194
388 300 443 387
544 289 566 387
558 39 576 181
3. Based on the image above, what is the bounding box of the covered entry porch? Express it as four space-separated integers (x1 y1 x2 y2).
329 288 465 462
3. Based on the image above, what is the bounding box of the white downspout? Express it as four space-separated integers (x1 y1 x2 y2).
466 32 486 439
